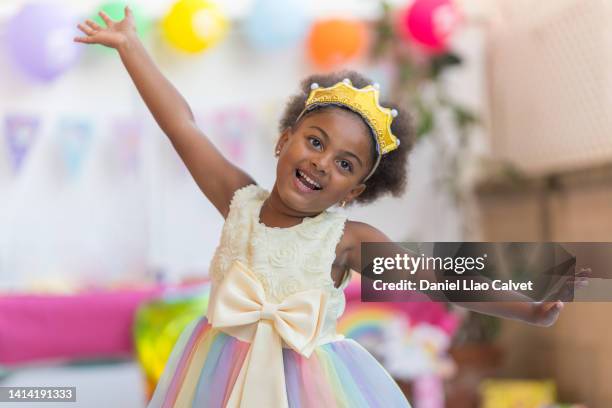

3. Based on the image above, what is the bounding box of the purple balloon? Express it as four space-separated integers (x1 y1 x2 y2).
5 3 81 82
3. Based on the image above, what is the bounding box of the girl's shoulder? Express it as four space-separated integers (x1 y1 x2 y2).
342 219 389 245
336 220 391 275
336 219 368 254
340 220 390 251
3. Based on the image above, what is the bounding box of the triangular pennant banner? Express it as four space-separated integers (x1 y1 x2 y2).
56 117 93 179
112 116 143 174
4 114 41 175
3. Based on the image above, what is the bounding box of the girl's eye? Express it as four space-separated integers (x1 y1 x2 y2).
337 159 353 172
308 137 322 150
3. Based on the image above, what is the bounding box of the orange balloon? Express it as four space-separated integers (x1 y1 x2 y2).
307 19 369 69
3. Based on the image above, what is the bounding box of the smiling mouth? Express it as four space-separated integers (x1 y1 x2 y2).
295 169 322 191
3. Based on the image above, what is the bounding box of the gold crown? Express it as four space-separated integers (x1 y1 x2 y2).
303 78 400 155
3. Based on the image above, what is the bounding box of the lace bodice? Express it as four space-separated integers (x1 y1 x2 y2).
208 184 351 344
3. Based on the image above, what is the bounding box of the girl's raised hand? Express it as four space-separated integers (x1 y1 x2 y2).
74 6 136 49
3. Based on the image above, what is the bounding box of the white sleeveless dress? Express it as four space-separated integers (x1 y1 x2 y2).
148 184 411 407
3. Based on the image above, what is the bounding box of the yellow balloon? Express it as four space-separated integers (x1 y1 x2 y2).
162 0 228 53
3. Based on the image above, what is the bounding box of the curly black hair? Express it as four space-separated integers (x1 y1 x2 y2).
278 70 415 205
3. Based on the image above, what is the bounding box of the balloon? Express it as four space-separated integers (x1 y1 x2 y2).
244 0 309 50
134 284 210 397
162 0 228 54
307 19 369 69
5 3 81 82
400 0 460 53
92 2 150 39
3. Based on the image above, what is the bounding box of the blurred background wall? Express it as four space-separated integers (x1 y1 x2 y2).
476 0 612 406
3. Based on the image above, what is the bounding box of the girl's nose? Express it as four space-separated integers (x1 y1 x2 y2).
312 154 330 175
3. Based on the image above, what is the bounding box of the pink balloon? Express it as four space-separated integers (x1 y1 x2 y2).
401 0 460 53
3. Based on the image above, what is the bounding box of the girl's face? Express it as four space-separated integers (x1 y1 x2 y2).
274 108 375 214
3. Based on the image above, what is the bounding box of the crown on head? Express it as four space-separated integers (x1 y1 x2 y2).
302 78 400 156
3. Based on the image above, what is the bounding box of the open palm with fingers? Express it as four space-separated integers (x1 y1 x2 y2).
532 267 591 327
74 6 136 49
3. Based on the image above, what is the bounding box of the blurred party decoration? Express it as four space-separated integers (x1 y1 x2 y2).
339 276 459 408
56 117 93 179
337 303 398 358
202 107 254 165
480 379 556 408
4 115 41 175
134 283 210 398
307 19 368 69
244 0 309 51
5 3 81 82
382 319 455 381
399 0 461 54
112 116 143 174
343 274 460 336
413 375 446 408
372 0 479 241
161 0 228 54
340 277 459 382
92 2 150 39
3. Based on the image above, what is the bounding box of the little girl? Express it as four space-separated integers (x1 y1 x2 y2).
75 7 573 408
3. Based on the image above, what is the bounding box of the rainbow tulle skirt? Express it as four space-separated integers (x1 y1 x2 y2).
147 317 411 407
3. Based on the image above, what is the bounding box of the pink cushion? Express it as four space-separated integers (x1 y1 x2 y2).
0 288 162 366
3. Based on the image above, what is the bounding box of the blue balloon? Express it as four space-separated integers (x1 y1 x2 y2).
244 0 309 50
5 3 81 82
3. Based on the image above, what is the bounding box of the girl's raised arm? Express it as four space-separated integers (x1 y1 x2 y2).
74 7 254 218
344 221 589 327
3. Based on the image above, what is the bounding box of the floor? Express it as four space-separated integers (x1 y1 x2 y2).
0 360 147 407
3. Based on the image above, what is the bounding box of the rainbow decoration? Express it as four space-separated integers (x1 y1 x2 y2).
338 276 461 385
337 304 401 352
343 275 460 336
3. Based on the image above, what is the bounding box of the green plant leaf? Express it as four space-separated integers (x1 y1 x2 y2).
416 104 434 138
453 106 478 129
430 52 463 79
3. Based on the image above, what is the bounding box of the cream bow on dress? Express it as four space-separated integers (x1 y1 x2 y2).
207 261 329 408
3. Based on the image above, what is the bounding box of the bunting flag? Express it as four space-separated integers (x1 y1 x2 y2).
112 116 143 174
56 116 93 179
204 107 254 165
4 114 41 175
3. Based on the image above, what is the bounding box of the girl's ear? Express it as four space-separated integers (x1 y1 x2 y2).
275 127 292 154
344 183 367 204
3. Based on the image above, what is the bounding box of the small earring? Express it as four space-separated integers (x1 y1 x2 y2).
275 149 280 157
340 200 347 208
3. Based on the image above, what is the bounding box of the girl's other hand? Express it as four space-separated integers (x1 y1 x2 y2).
74 6 136 49
531 267 591 327
531 300 564 327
